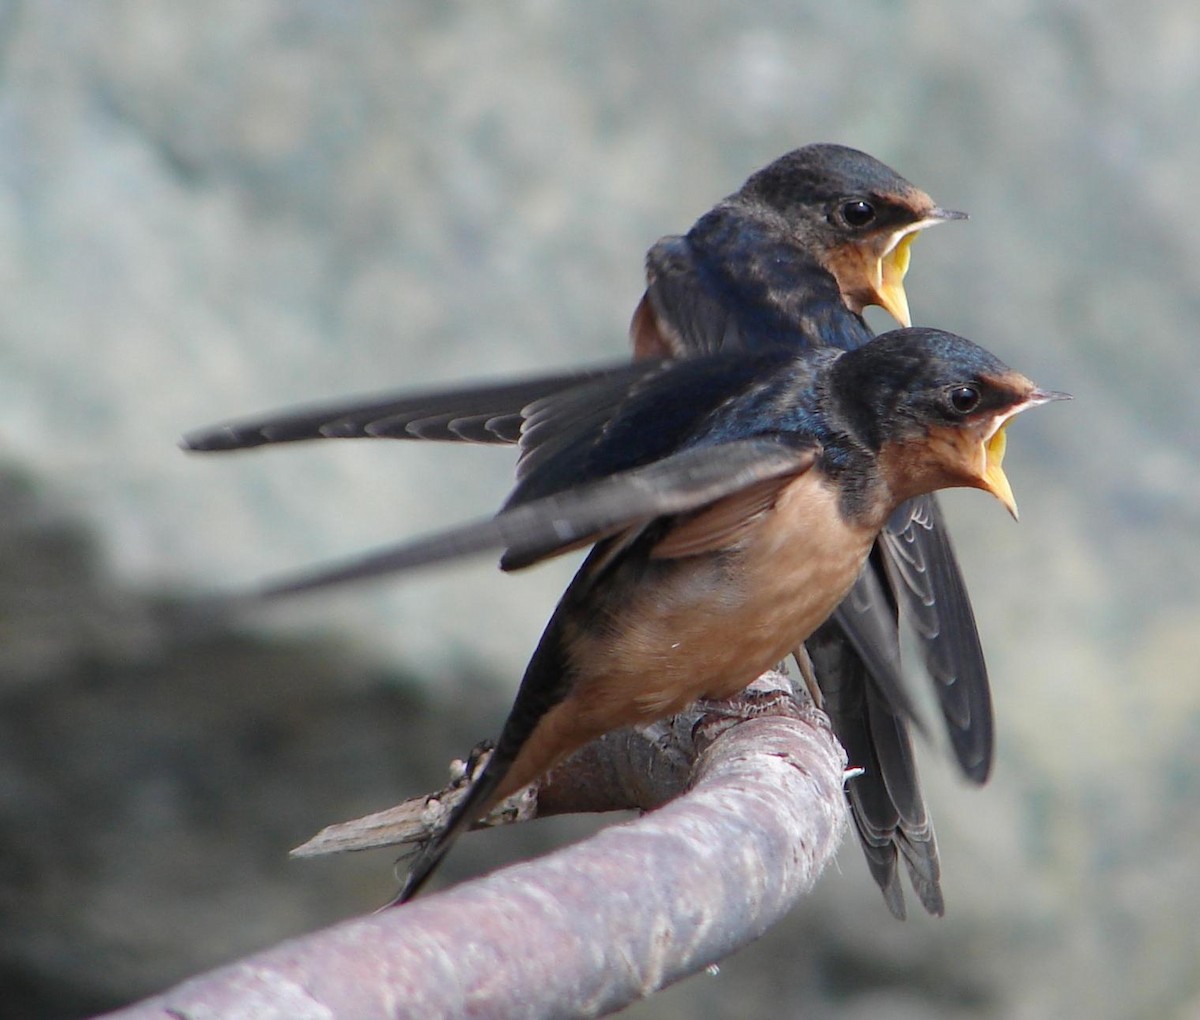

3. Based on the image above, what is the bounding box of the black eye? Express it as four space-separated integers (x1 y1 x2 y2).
948 385 981 414
841 200 875 227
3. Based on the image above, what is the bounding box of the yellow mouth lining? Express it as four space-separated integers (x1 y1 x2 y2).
975 386 1071 520
872 211 965 327
876 232 917 327
981 425 1018 520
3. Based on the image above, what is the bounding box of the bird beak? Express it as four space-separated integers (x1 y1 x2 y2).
980 424 1017 519
977 386 1071 520
873 208 968 328
875 232 917 327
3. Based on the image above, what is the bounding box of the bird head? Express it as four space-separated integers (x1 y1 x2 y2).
829 328 1070 519
738 143 966 327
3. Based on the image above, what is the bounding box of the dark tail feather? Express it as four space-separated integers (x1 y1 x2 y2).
809 619 944 919
849 810 908 920
897 826 944 917
387 607 577 907
386 762 508 907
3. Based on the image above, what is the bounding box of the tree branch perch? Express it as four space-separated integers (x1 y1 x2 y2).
100 674 848 1020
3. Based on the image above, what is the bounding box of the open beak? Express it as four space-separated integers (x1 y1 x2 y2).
981 425 1017 519
977 386 1071 520
876 232 917 327
873 207 969 328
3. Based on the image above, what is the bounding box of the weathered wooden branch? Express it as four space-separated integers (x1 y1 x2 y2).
291 677 799 860
100 673 849 1020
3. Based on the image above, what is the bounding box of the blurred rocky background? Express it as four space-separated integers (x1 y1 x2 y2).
1 1 1197 1017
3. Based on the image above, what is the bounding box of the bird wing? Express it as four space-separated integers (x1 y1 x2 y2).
508 347 797 500
633 236 742 359
877 496 994 782
181 365 631 451
257 436 817 597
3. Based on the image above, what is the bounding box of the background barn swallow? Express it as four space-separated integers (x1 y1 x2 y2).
184 144 977 916
205 328 1064 904
630 143 965 358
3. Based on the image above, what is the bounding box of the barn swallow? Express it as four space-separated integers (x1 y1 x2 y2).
195 329 1066 904
624 144 985 917
182 144 978 916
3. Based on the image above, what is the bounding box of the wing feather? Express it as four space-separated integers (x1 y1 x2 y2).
878 496 994 782
181 366 625 452
258 437 816 597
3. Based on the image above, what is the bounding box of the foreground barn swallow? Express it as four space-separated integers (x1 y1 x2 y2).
187 329 1066 904
184 145 978 915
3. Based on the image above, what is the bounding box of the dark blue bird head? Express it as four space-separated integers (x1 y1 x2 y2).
734 144 968 328
827 327 1069 518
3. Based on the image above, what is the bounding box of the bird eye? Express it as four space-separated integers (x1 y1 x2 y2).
948 385 981 414
841 200 875 227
